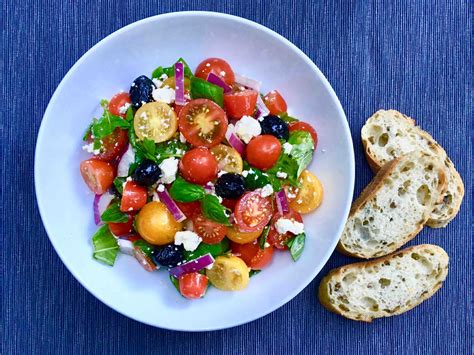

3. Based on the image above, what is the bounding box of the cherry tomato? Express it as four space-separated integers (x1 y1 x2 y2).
109 214 134 236
108 92 131 117
223 89 258 119
289 170 324 214
120 181 148 212
289 121 318 149
267 209 303 249
179 272 208 299
263 90 287 115
80 159 114 195
221 198 237 211
193 214 227 244
136 201 182 245
226 226 262 244
246 135 282 170
195 58 235 86
179 147 218 185
231 240 274 269
210 144 243 173
175 200 202 219
134 102 178 143
234 191 273 232
178 99 228 148
94 128 128 161
173 103 184 116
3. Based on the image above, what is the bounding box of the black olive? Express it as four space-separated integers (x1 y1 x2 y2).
132 159 162 186
260 115 289 140
129 75 156 108
215 173 246 199
152 244 185 268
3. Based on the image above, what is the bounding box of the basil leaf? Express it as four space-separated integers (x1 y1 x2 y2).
258 226 270 250
125 106 134 122
155 138 189 163
113 177 126 195
242 164 271 190
92 225 119 266
266 153 299 189
190 76 224 107
286 233 305 261
169 177 206 202
288 131 314 177
201 194 231 225
83 122 93 141
184 238 230 261
152 66 165 79
278 112 299 123
249 270 261 277
100 202 129 223
169 275 180 292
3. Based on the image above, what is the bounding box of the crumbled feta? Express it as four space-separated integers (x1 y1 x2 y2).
152 78 163 87
242 170 249 177
264 242 270 248
275 218 305 235
174 231 202 251
217 170 227 177
159 73 168 81
205 263 214 270
117 239 134 255
260 184 274 197
234 115 261 144
159 157 179 184
287 191 297 199
151 191 160 201
276 171 288 179
157 184 165 192
283 142 293 155
82 142 101 155
179 132 187 143
152 86 175 104
118 102 131 115
220 70 226 77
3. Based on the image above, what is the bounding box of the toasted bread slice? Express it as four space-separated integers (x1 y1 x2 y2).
337 151 446 258
319 244 449 322
361 109 464 228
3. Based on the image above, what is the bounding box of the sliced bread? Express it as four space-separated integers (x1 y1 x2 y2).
337 151 446 258
361 109 464 228
318 244 449 322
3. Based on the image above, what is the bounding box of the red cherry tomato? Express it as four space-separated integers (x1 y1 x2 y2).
289 121 318 149
234 191 273 232
80 159 115 195
267 209 303 249
94 128 128 161
179 272 208 299
120 181 148 212
263 90 287 115
173 103 184 116
221 198 237 211
175 201 202 219
246 135 282 170
108 92 131 117
223 89 258 119
192 214 227 244
178 99 228 148
179 147 218 185
195 57 235 86
231 240 274 269
109 214 134 236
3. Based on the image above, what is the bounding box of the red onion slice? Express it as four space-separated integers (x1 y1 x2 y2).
207 72 231 93
93 191 115 225
255 94 270 120
169 253 215 278
225 126 245 155
234 73 262 91
204 182 215 194
157 188 186 222
174 62 186 106
117 144 135 177
275 189 289 215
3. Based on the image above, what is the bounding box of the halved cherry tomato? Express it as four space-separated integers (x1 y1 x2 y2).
263 90 287 115
289 170 323 214
226 226 262 244
195 58 235 86
179 147 218 185
246 135 281 170
94 128 128 161
109 214 134 236
234 190 273 232
289 121 318 149
120 181 148 212
134 102 178 143
193 214 227 244
210 144 243 173
80 159 115 195
108 92 131 117
267 209 303 249
175 200 202 219
223 89 258 119
173 103 184 116
231 240 274 269
178 99 228 148
179 272 208 299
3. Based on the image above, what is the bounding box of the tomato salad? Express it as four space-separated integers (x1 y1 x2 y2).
80 58 323 299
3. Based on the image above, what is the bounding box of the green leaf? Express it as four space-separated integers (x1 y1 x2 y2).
288 131 315 177
169 274 180 292
201 194 231 226
278 112 299 123
190 76 224 107
91 108 130 140
92 225 119 266
100 202 129 223
266 153 299 189
286 233 305 261
113 177 126 195
154 138 189 163
258 226 270 250
125 106 134 122
152 58 194 79
249 270 261 277
82 122 93 141
184 238 230 261
169 177 206 202
152 66 165 79
133 239 155 258
242 164 271 190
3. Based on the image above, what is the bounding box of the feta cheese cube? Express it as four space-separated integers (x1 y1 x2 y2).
234 115 261 144
152 87 175 104
174 231 202 251
275 218 305 235
260 184 274 197
276 171 288 179
159 157 179 184
282 142 293 155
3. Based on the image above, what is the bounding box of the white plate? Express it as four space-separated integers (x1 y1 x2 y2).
35 11 354 331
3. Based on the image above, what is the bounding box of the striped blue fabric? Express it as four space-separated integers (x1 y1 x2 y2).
2 1 471 354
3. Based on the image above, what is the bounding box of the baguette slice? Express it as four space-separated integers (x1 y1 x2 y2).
337 151 446 258
361 109 464 228
319 244 449 322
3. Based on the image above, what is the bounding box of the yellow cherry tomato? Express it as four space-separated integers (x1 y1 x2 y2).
210 144 243 173
134 102 177 143
226 226 262 244
206 255 250 291
161 76 191 90
136 201 182 245
289 170 324 214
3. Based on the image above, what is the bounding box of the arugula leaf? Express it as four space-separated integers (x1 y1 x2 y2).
82 122 93 141
113 177 126 195
201 194 231 225
154 138 188 163
286 233 305 261
100 201 129 223
278 112 299 123
183 238 230 261
169 177 206 202
91 107 130 140
92 225 119 266
152 58 194 79
190 76 224 107
288 131 314 177
125 106 134 122
258 226 270 250
249 270 261 277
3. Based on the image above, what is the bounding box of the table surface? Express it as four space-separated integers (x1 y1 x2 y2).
2 1 472 354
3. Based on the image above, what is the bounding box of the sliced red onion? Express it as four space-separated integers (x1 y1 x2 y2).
204 182 215 194
117 144 135 177
275 189 290 215
169 253 215 278
255 94 270 120
93 191 115 225
234 73 262 91
174 62 186 106
207 72 231 93
157 188 186 222
228 132 245 155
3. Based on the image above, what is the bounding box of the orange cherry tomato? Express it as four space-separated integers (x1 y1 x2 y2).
226 226 263 244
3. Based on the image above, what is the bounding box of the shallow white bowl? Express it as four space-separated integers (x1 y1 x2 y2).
35 11 354 331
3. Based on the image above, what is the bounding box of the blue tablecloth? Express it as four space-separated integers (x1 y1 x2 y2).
2 1 472 354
